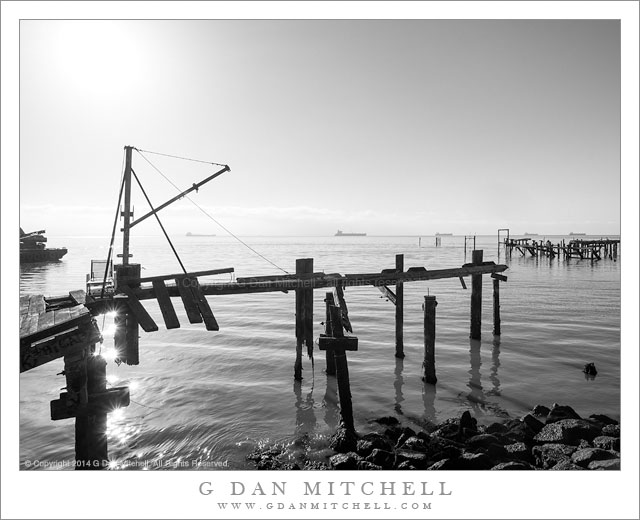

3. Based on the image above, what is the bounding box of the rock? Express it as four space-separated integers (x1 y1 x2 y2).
466 433 502 449
577 439 591 450
583 362 597 376
545 404 581 424
396 461 418 470
329 427 358 453
592 436 620 452
504 442 534 463
303 460 329 470
383 426 403 442
329 452 361 470
356 433 393 457
522 414 545 434
502 420 537 443
396 449 429 469
402 436 428 452
366 449 395 468
357 460 383 470
458 411 478 439
486 422 509 435
427 458 463 470
550 460 585 470
533 419 601 445
432 418 461 440
532 443 576 469
571 448 618 468
588 459 620 470
589 414 618 426
458 452 493 470
280 462 301 470
602 424 620 437
532 405 551 418
374 416 399 426
395 427 417 448
491 461 536 470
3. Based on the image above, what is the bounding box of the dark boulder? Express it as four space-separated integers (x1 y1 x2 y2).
427 458 464 470
329 427 358 453
592 436 620 452
396 461 418 470
550 460 585 470
486 422 509 435
589 414 618 426
356 433 393 457
602 424 620 438
366 448 395 468
329 452 361 470
534 419 601 445
522 414 545 434
504 442 534 464
396 449 429 469
532 405 551 418
374 416 400 426
532 443 576 469
588 459 620 470
458 452 493 470
357 460 383 470
491 461 536 470
571 448 618 468
545 404 581 424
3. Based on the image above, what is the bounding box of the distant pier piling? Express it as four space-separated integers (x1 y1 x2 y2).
422 295 437 384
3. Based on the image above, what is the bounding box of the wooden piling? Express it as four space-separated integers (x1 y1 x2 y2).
422 295 437 384
328 304 354 431
395 254 405 359
324 292 336 376
114 263 141 365
295 258 313 381
493 278 501 336
470 250 483 340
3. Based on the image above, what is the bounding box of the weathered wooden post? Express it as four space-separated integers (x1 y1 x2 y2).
470 250 483 340
319 298 358 432
492 277 501 336
113 263 141 365
422 295 437 384
294 258 313 381
324 292 336 376
395 253 405 359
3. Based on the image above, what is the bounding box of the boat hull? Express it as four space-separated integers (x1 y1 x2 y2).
20 248 68 264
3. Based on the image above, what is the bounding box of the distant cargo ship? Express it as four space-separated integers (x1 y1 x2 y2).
569 232 586 236
524 232 539 236
335 230 366 237
186 232 216 237
435 232 453 236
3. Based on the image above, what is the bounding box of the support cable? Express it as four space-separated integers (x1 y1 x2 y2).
130 168 188 274
101 152 127 299
134 149 290 274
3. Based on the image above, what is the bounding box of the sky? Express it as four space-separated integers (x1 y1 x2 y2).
18 19 622 237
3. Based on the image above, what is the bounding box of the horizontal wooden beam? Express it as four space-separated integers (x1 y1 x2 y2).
318 335 358 351
136 267 234 284
491 273 508 282
51 386 130 420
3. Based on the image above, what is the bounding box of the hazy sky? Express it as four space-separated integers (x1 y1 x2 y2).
19 19 621 236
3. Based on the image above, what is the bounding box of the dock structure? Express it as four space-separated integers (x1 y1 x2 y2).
504 237 619 261
20 147 511 468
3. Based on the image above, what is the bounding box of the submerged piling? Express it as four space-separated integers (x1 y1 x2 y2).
470 250 483 340
294 258 313 381
395 254 404 359
422 295 437 384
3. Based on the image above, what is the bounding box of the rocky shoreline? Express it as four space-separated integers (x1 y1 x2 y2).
247 403 620 470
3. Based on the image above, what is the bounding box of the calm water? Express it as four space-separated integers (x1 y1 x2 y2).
19 234 621 470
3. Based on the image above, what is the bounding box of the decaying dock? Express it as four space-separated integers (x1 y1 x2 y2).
504 237 619 260
20 146 510 469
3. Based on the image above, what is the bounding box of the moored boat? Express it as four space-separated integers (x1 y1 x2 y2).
20 228 67 263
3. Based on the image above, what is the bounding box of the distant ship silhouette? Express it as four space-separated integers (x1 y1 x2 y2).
335 229 366 236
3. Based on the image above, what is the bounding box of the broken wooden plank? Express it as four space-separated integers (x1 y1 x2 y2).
118 285 159 332
334 284 352 333
459 277 467 289
491 273 508 282
20 323 100 373
28 295 45 315
152 279 181 329
187 277 219 331
20 311 90 345
175 277 203 323
377 285 397 305
69 290 87 305
53 307 71 326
